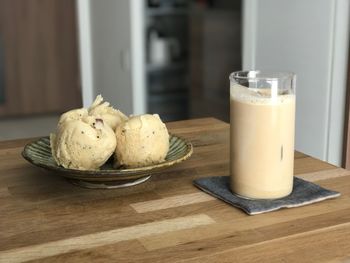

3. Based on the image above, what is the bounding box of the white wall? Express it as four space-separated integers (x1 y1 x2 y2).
76 0 146 115
243 0 349 166
130 0 147 115
76 0 94 107
90 0 133 114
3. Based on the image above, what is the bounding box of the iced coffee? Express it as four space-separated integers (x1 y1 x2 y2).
229 71 296 199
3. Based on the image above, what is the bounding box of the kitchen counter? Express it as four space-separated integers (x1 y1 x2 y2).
1 118 350 262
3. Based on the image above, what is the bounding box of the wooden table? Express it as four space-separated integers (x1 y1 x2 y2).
1 118 350 263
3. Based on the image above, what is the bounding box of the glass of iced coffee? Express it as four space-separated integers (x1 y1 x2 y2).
229 71 296 199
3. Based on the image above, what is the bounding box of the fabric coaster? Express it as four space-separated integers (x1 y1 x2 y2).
193 176 340 215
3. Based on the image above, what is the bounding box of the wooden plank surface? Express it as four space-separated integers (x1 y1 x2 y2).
0 117 349 263
0 0 81 117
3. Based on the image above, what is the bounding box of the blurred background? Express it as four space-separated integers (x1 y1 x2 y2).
0 0 241 136
0 0 349 168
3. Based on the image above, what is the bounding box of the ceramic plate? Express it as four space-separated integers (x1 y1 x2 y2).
22 135 193 189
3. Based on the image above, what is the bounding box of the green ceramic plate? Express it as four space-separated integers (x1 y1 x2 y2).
22 135 193 189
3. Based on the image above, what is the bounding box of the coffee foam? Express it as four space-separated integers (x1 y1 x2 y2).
230 84 295 105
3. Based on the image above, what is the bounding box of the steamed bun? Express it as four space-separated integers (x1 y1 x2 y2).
50 114 116 170
57 108 88 128
114 114 169 168
89 95 128 130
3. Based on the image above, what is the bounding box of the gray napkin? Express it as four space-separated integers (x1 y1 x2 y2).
193 176 340 215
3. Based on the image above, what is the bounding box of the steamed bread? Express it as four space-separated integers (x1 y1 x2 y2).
50 115 116 170
114 114 169 168
89 95 128 131
50 96 170 171
50 95 126 170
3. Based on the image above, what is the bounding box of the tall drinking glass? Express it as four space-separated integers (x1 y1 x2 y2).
229 71 296 199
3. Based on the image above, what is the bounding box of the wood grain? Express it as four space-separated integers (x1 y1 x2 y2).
181 220 350 263
0 118 349 262
139 176 350 251
131 192 215 213
0 214 215 263
297 167 350 182
0 0 81 117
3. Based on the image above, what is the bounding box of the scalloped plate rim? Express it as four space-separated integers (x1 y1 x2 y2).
21 134 193 180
